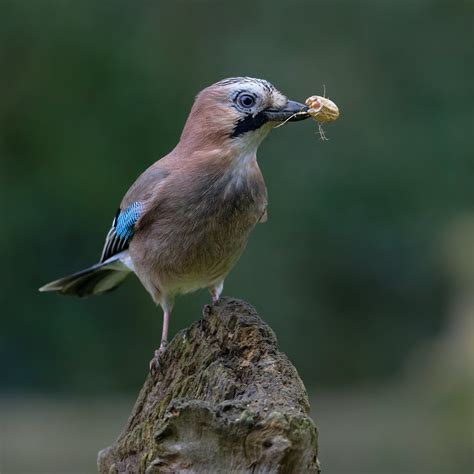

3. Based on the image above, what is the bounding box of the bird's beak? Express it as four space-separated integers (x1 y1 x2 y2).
264 100 310 122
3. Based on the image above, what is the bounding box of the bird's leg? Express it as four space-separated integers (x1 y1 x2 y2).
149 304 172 373
204 281 224 317
209 281 224 304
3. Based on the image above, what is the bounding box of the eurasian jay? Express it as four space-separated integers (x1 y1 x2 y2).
40 77 310 368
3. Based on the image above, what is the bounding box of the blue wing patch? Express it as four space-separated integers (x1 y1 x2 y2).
115 202 142 240
100 202 143 262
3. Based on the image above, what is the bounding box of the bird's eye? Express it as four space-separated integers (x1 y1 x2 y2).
237 93 256 109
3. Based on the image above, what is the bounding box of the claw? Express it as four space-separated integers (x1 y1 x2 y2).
149 354 160 374
149 341 167 374
203 304 213 317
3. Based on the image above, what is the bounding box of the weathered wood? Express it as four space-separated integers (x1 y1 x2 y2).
98 297 320 473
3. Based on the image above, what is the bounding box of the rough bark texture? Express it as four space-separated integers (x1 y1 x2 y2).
98 297 319 473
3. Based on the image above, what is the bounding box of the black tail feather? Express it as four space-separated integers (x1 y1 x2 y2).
39 259 130 297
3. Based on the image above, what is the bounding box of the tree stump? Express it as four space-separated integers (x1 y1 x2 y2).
98 297 320 473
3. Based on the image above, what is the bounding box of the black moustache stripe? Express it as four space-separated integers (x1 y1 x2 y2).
231 112 268 138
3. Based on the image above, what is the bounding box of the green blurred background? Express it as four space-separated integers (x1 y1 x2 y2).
1 0 473 472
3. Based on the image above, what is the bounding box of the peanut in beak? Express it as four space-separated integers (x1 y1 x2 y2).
273 92 340 141
305 95 340 123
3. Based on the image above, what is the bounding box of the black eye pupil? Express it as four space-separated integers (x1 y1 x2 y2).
239 94 255 108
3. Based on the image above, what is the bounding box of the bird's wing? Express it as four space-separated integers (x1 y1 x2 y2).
100 201 143 262
99 158 172 263
120 161 170 208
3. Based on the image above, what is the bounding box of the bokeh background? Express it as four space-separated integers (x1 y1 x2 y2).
1 0 473 472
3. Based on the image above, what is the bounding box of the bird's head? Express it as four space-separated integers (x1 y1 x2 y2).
179 77 309 155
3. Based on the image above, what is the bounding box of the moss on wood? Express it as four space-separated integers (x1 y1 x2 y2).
98 297 319 473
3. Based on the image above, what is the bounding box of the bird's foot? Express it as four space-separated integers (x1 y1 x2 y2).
208 282 223 306
149 340 167 374
203 303 213 317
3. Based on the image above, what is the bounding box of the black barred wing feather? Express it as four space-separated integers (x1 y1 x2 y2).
100 202 143 262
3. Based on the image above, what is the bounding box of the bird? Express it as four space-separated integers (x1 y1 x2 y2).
40 77 310 369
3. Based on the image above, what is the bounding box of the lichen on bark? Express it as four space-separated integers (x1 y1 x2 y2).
98 297 320 473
